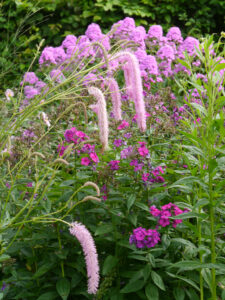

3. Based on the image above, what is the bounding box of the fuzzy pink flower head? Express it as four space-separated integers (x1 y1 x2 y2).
81 157 91 166
69 222 99 294
117 120 129 130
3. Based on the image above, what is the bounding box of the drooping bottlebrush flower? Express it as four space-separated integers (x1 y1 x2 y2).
69 222 99 294
88 86 109 151
111 51 146 132
104 77 122 121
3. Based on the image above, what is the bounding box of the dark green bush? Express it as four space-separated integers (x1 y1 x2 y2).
0 0 224 90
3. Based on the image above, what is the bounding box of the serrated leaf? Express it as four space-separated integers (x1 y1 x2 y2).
151 271 165 291
56 278 70 300
145 283 159 300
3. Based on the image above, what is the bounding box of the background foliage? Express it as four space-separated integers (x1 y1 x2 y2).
1 0 225 90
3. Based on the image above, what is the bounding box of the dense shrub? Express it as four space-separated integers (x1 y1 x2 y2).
1 0 225 90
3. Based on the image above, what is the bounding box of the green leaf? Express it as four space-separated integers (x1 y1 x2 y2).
166 272 200 291
145 283 159 300
213 63 225 73
173 287 185 300
177 59 191 71
172 212 207 220
56 278 70 300
143 264 151 282
37 292 58 300
33 262 54 279
0 254 10 262
135 202 150 211
151 271 165 291
102 255 118 275
171 238 197 249
171 261 225 273
128 214 137 226
120 279 145 293
95 224 113 236
127 194 136 211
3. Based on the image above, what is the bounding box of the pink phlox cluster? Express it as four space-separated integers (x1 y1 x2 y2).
120 146 134 159
147 25 163 41
108 160 120 170
50 69 65 83
20 72 39 85
166 27 183 44
39 46 66 66
69 222 99 294
149 203 188 228
117 120 129 130
83 73 99 86
138 141 149 157
61 35 77 49
178 37 199 58
24 86 39 99
80 144 99 166
111 17 136 40
57 143 68 156
129 227 161 249
129 26 146 49
157 45 175 61
64 127 89 144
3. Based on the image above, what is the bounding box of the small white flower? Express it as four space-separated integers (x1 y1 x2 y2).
5 89 14 101
40 112 51 127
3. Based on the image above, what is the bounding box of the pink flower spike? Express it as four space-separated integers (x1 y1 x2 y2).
69 222 99 294
111 51 146 132
88 86 109 151
104 77 122 121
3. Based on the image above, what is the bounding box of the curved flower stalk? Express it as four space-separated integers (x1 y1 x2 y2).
88 86 109 151
104 77 122 121
69 222 99 294
111 51 146 132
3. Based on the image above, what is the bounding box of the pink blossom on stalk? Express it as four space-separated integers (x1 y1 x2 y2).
88 86 109 151
81 157 91 166
111 51 146 132
104 78 122 121
69 222 99 294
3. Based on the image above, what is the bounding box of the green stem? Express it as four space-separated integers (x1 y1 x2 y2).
57 224 65 278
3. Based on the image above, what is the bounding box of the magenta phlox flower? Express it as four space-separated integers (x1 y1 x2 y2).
81 157 91 166
129 227 160 249
108 160 120 170
138 145 149 157
149 203 188 228
152 166 164 176
24 86 39 99
82 144 95 153
147 25 163 40
90 152 99 163
113 139 122 147
117 120 129 130
57 143 68 156
62 35 77 49
142 172 150 181
120 146 134 159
